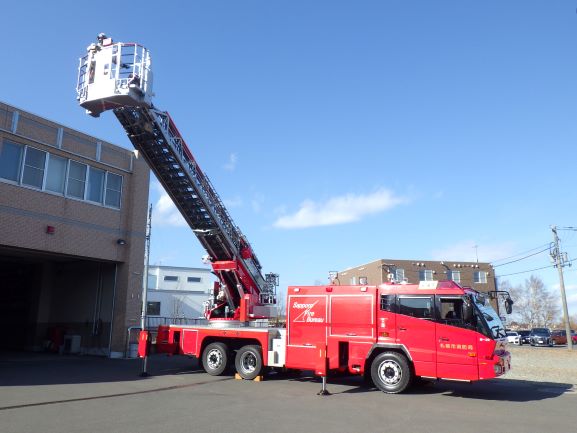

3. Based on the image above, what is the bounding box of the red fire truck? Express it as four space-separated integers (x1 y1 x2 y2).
76 35 511 394
148 281 510 393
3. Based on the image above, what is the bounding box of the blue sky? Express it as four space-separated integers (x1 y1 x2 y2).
2 1 576 315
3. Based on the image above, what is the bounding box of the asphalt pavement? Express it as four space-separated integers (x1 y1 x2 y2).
0 352 576 433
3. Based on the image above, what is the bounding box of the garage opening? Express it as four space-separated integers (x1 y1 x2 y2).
0 247 116 355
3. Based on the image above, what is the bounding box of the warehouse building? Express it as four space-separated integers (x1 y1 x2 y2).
0 101 149 357
146 265 213 325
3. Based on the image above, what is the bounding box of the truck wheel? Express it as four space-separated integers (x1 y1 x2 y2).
371 352 411 394
202 342 229 376
235 345 263 380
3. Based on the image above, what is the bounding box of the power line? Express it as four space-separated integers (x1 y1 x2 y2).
496 258 576 278
492 247 550 268
496 265 554 278
491 243 550 264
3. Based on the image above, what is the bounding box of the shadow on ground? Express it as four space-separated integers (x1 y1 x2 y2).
268 370 574 402
0 352 204 386
1 352 573 404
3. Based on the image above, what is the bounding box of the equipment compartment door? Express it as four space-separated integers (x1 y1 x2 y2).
182 329 199 356
286 295 328 370
329 294 374 338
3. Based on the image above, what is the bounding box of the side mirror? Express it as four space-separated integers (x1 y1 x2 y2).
505 297 514 314
463 297 473 322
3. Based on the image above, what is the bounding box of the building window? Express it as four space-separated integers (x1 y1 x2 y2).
447 270 461 283
359 276 368 285
474 271 487 284
87 166 105 203
350 276 357 285
146 301 161 316
187 276 202 283
164 276 178 282
45 154 67 194
67 160 87 199
105 172 122 208
395 268 405 282
419 269 433 281
147 274 157 290
21 147 46 189
0 140 23 182
399 296 433 319
0 142 123 209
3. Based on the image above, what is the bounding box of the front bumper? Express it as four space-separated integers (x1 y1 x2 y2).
480 350 511 379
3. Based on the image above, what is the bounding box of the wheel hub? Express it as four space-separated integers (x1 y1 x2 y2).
240 352 257 373
207 349 223 369
379 360 402 385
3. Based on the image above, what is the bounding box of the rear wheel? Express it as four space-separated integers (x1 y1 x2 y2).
202 342 229 376
235 345 263 380
371 352 411 394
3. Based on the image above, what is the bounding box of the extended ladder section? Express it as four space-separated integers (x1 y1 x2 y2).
76 35 277 320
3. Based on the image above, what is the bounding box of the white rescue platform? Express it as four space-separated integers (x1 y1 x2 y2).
76 34 153 117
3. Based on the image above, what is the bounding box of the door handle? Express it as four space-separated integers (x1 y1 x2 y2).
399 327 407 331
439 337 449 342
346 333 357 336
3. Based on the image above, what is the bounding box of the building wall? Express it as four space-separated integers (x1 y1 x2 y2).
339 258 496 294
0 101 150 356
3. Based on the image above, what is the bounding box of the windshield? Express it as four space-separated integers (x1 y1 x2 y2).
532 328 550 336
472 293 507 339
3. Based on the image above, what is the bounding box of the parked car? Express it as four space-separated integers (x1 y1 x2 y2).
506 331 520 345
517 330 531 345
551 329 576 345
529 328 552 346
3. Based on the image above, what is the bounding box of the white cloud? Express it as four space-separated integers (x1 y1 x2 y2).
252 193 265 214
431 240 516 263
152 182 187 227
223 196 243 208
223 153 238 171
433 190 444 199
273 189 407 229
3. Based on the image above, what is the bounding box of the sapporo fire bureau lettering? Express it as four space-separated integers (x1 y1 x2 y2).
292 300 325 323
440 343 474 350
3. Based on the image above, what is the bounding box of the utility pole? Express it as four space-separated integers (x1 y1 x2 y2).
141 204 153 375
550 226 573 350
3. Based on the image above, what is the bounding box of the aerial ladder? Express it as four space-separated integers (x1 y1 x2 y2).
76 34 277 322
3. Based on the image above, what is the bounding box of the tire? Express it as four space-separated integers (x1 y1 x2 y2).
235 345 263 380
370 352 411 394
202 342 229 376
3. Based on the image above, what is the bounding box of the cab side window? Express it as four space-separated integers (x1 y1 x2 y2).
380 294 397 312
439 298 463 322
437 297 476 330
398 296 433 319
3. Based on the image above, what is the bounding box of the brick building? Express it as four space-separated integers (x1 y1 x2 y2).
338 258 496 294
0 101 149 357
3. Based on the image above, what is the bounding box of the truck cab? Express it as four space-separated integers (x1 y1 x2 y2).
374 281 510 389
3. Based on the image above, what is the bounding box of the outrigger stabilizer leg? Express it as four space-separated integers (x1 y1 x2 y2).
317 376 331 396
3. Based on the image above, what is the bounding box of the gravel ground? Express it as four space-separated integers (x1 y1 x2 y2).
503 345 577 385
